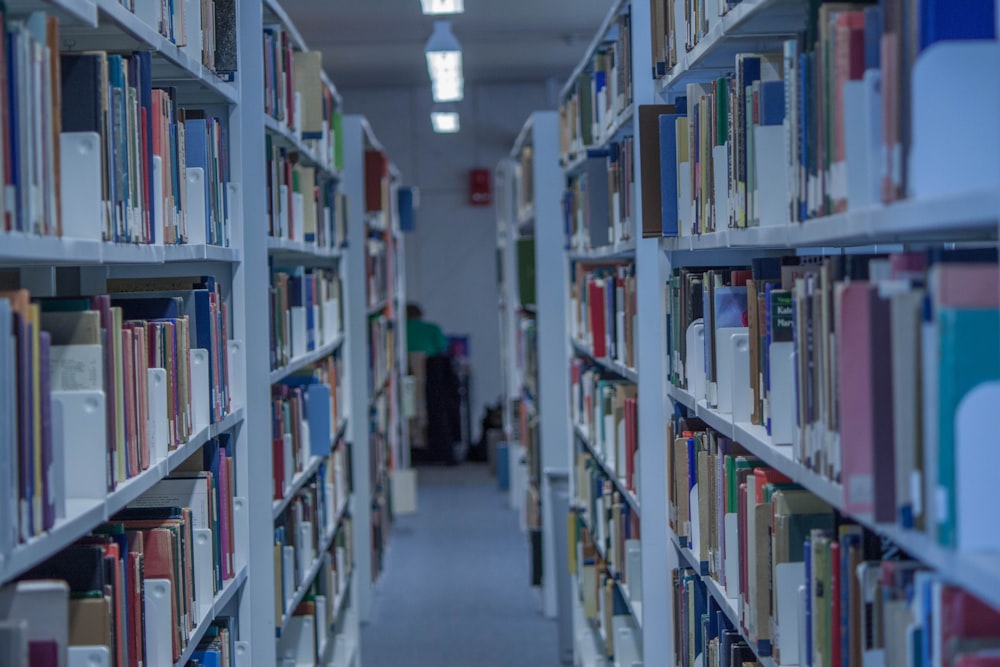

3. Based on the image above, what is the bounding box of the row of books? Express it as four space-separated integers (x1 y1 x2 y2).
271 359 345 503
667 252 1000 550
0 434 237 666
651 1 996 236
570 358 638 495
0 11 232 246
263 26 341 171
129 0 237 76
268 267 342 371
672 568 761 667
568 471 641 663
274 481 349 630
558 8 633 164
668 420 1000 667
0 279 234 550
570 260 636 367
277 555 352 667
265 136 346 247
367 313 395 395
649 0 744 77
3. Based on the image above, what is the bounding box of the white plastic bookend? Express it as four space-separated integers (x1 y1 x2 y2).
181 0 204 63
724 514 739 599
190 349 210 433
147 368 168 463
910 41 1000 199
322 301 339 346
292 193 305 244
227 340 245 410
52 391 106 501
233 496 249 571
185 168 208 245
59 133 103 241
132 0 159 31
390 469 418 515
298 522 315 579
955 381 1000 552
290 307 307 359
277 614 315 665
612 616 640 666
314 594 328 644
797 584 809 667
144 579 173 667
774 562 805 666
844 74 882 211
712 145 730 225
715 327 745 414
282 545 296 606
686 320 706 403
152 156 164 247
754 125 791 226
625 539 641 603
234 641 251 667
68 646 110 667
769 343 795 445
193 527 214 620
730 332 751 423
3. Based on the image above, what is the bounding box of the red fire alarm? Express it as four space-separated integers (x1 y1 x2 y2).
469 168 491 206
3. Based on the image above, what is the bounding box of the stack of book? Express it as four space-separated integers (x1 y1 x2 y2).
570 359 638 494
131 0 237 75
268 268 342 371
265 139 343 247
570 260 636 368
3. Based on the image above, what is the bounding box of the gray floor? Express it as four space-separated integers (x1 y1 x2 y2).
360 464 560 667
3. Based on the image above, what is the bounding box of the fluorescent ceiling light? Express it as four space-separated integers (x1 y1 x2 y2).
421 0 464 14
430 111 460 133
425 21 464 102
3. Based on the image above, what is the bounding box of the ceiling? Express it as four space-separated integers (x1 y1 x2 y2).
280 0 614 91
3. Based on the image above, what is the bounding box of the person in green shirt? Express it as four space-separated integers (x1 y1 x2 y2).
406 303 449 356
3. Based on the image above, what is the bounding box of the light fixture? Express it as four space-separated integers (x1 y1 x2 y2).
420 0 464 14
425 21 463 103
430 110 460 133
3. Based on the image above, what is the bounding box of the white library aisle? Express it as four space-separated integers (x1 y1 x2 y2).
0 1 410 665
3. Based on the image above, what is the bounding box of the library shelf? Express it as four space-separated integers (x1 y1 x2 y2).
269 333 346 384
60 0 239 104
672 534 781 667
562 105 636 177
9 0 96 26
175 565 249 667
317 576 354 662
263 0 307 52
366 299 388 315
277 498 351 636
660 189 999 253
264 115 339 179
266 235 343 261
571 338 639 384
2 407 245 583
0 234 241 266
568 239 637 261
273 455 324 519
666 384 1000 614
573 423 640 514
654 0 807 96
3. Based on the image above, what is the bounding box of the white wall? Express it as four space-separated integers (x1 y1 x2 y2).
344 82 552 442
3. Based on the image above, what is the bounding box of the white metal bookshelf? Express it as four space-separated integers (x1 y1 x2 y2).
341 115 408 627
647 2 1000 667
0 0 374 664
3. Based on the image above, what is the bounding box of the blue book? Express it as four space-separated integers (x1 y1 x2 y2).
864 7 882 70
658 112 686 236
136 52 155 242
920 0 995 50
305 383 332 458
190 650 221 667
184 118 212 240
760 81 785 126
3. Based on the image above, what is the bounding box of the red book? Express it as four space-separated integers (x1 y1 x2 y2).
588 280 607 358
122 327 138 479
126 532 145 667
940 586 1000 666
365 150 388 213
137 527 180 660
134 326 150 471
273 434 285 500
738 481 749 632
624 397 637 492
219 452 232 579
